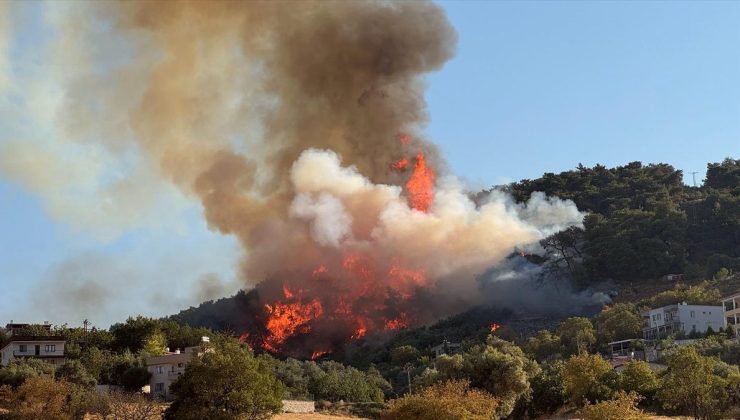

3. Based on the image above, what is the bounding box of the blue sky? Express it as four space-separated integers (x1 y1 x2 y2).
0 1 738 326
428 0 740 186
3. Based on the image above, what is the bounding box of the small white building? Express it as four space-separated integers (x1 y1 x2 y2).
642 303 725 340
0 336 66 366
430 341 462 358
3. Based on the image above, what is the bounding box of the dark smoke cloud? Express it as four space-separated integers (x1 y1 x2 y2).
479 256 612 317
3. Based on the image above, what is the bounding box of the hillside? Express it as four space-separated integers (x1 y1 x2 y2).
169 158 739 352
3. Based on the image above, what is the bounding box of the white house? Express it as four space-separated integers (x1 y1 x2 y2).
642 303 725 340
0 336 66 366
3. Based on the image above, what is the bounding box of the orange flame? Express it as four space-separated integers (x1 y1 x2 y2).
489 323 501 333
262 296 323 352
311 350 328 360
352 318 369 339
391 158 409 172
312 264 328 278
255 253 427 355
385 314 408 330
406 152 435 212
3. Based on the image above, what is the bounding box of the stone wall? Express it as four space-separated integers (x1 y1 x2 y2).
282 400 315 413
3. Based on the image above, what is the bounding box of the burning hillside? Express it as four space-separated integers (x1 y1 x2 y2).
0 1 584 357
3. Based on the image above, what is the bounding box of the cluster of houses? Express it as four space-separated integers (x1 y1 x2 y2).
2 291 740 400
431 291 740 366
0 324 315 412
0 321 203 399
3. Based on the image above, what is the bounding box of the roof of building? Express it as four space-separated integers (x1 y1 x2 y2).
146 347 201 365
2 336 65 342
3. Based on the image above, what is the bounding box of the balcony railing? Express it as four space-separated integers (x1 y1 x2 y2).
13 350 64 357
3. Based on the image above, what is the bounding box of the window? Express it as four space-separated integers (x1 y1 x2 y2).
154 383 164 392
44 345 56 353
19 345 26 352
157 366 164 374
690 311 695 318
727 317 736 325
177 363 184 368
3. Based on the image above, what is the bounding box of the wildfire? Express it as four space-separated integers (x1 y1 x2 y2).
489 323 501 333
311 350 328 360
254 137 438 357
262 287 324 352
384 315 408 330
255 253 427 355
312 265 328 278
391 158 409 171
406 152 435 212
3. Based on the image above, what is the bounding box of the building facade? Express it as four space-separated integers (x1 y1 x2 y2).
0 336 66 366
146 346 202 400
642 303 725 340
721 292 740 337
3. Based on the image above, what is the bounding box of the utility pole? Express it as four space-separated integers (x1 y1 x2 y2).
689 171 699 187
404 363 413 395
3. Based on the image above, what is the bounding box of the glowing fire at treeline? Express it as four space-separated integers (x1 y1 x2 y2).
248 138 435 356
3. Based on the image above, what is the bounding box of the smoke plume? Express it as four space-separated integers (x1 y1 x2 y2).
1 0 586 354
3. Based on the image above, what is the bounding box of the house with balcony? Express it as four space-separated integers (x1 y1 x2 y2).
721 292 740 337
0 336 66 366
642 302 725 340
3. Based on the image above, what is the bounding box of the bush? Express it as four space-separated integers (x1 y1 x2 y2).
618 360 658 401
0 359 55 387
383 380 498 420
525 360 566 417
54 360 96 387
579 391 650 420
432 336 539 418
562 353 616 405
657 346 740 419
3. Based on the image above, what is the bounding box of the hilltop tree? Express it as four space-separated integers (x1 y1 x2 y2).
109 316 159 353
142 332 167 356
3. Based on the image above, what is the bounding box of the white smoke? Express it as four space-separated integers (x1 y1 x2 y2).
288 149 585 283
